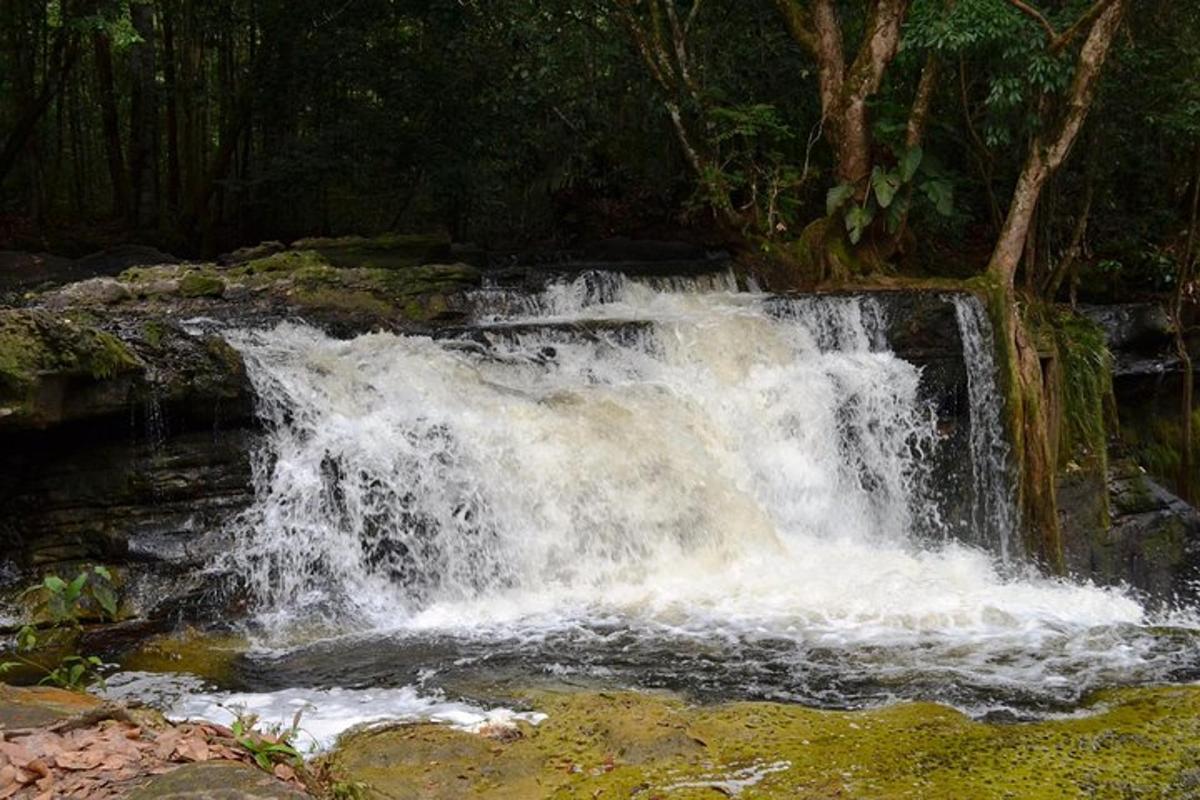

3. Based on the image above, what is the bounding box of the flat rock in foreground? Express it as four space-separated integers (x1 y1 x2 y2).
328 687 1200 799
126 762 309 800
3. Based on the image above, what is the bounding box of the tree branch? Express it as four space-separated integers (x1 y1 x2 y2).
1007 0 1057 41
772 0 817 55
1007 0 1120 54
684 0 703 35
845 0 909 102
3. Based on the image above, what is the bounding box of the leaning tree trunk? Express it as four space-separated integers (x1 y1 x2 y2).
986 0 1126 569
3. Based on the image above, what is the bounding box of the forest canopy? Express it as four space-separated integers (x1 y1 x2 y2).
0 0 1196 297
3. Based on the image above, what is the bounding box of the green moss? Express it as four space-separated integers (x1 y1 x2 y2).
290 287 395 317
1140 517 1186 564
243 249 332 276
292 233 452 270
1111 466 1156 515
0 311 141 408
1122 408 1200 494
140 320 168 349
326 687 1200 800
178 272 226 298
1052 310 1114 469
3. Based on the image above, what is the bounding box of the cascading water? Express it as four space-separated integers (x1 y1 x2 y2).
210 273 1198 717
953 296 1019 561
226 277 939 620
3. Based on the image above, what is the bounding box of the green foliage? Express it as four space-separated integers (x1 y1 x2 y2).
826 145 947 245
229 708 306 772
1052 311 1114 466
1 566 119 691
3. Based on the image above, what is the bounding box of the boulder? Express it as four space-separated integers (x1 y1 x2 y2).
126 762 310 799
290 233 452 270
1062 458 1200 601
44 277 134 308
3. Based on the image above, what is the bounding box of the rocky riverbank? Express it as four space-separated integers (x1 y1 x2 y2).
4 682 1200 799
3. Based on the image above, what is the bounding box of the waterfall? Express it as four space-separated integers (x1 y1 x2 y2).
214 273 1186 713
223 275 945 622
952 296 1019 562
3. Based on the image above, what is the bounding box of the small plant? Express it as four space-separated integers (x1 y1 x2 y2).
0 566 118 691
229 708 306 772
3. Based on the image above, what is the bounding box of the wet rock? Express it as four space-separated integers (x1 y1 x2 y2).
0 684 100 729
0 309 143 429
44 277 134 308
1063 458 1200 601
126 761 310 799
1081 303 1172 353
0 312 255 625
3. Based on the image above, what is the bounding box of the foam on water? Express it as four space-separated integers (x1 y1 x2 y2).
102 672 544 752
213 273 1198 711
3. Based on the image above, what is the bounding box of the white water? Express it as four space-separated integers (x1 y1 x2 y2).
102 671 544 752
953 296 1019 561
212 274 1196 712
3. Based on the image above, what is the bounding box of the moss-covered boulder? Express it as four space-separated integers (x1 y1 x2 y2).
178 272 226 299
328 687 1200 800
0 309 142 428
291 233 452 270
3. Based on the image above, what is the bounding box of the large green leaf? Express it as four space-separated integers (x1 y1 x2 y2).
921 179 955 216
885 193 910 234
92 582 119 618
826 183 855 217
899 146 923 183
844 203 875 245
870 167 902 209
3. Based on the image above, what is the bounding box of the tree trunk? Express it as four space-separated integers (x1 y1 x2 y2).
0 30 77 188
128 1 160 230
1173 147 1200 502
986 0 1126 568
774 0 909 190
162 1 182 217
93 30 129 220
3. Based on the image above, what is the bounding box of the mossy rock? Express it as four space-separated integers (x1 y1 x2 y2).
0 309 142 427
179 273 226 299
327 687 1200 799
241 250 333 277
291 233 452 270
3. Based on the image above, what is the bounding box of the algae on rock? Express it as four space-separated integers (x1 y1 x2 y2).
326 687 1200 800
